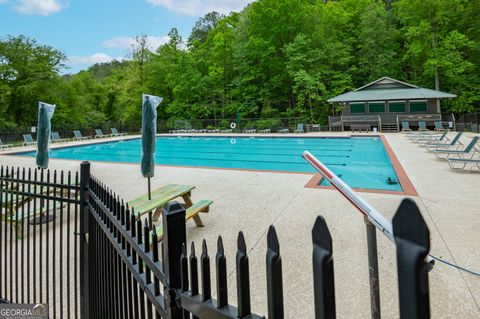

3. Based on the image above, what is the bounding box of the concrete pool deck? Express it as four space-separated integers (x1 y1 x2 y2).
1 132 479 318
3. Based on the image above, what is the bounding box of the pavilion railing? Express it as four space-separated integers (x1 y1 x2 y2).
397 114 442 122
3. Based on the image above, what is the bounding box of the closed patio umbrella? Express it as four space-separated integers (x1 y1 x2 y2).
36 102 55 169
33 102 55 224
141 94 163 200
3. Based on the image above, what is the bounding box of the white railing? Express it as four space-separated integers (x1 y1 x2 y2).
397 114 442 122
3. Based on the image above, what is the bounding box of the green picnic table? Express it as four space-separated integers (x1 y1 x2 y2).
127 184 213 233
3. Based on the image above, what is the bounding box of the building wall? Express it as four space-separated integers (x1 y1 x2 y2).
341 99 439 116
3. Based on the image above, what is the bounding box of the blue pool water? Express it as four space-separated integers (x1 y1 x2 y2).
16 137 402 191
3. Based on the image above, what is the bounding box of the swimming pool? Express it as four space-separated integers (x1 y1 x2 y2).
15 136 403 191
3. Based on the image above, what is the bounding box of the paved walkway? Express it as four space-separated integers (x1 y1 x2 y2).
0 132 479 318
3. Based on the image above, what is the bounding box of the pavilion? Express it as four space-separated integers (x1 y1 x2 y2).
327 77 456 132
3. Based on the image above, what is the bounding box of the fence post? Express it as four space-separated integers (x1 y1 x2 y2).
393 199 430 319
312 216 335 319
364 217 381 319
162 201 186 319
266 226 283 319
79 161 91 319
476 113 479 133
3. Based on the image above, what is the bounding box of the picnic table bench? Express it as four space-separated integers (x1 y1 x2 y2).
1 181 77 239
127 184 212 239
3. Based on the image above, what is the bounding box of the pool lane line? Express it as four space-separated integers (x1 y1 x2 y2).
38 149 352 159
41 152 349 167
56 143 356 152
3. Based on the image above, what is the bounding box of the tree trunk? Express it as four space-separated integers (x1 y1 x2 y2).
309 95 313 119
435 66 441 113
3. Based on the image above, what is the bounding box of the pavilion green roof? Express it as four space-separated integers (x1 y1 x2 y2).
327 77 457 103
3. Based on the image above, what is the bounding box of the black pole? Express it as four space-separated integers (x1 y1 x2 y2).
79 161 91 319
162 201 186 319
148 177 151 200
365 217 381 319
30 168 54 225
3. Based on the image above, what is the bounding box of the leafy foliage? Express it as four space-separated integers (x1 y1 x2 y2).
1 0 479 129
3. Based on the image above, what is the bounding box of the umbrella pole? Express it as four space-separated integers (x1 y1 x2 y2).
30 168 55 225
148 177 151 200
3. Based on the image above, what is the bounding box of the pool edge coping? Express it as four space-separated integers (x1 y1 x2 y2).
304 135 418 196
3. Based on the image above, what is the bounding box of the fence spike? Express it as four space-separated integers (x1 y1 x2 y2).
116 196 121 221
120 203 125 226
130 213 136 236
312 216 336 319
180 243 189 292
152 229 161 301
152 230 159 261
266 225 284 319
236 231 251 317
216 236 228 308
148 211 153 230
201 239 211 301
190 242 199 297
143 219 150 252
393 199 430 319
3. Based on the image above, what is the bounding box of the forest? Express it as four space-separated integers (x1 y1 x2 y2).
0 0 479 129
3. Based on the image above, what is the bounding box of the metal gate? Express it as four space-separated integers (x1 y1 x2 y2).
0 165 82 318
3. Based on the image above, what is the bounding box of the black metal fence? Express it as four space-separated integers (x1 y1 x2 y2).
0 165 82 318
0 122 144 146
0 162 431 318
79 162 431 319
0 117 328 145
456 112 480 133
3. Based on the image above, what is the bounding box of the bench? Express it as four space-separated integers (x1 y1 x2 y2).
3 201 65 239
351 124 371 133
152 199 213 242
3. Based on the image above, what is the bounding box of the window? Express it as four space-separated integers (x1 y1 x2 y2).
369 102 385 113
389 101 406 113
350 103 365 114
410 101 427 113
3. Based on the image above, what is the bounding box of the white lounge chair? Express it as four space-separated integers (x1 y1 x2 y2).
294 123 304 133
447 156 480 171
111 128 127 136
0 138 13 150
434 136 479 159
424 132 463 151
401 121 412 133
23 134 36 146
73 130 88 140
412 129 449 144
95 129 112 138
51 132 69 143
434 121 446 132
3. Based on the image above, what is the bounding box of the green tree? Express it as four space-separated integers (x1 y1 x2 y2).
0 35 66 125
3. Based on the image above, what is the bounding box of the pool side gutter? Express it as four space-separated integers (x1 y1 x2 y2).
305 135 418 196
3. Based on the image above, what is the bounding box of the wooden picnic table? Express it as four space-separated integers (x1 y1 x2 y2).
127 184 205 227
